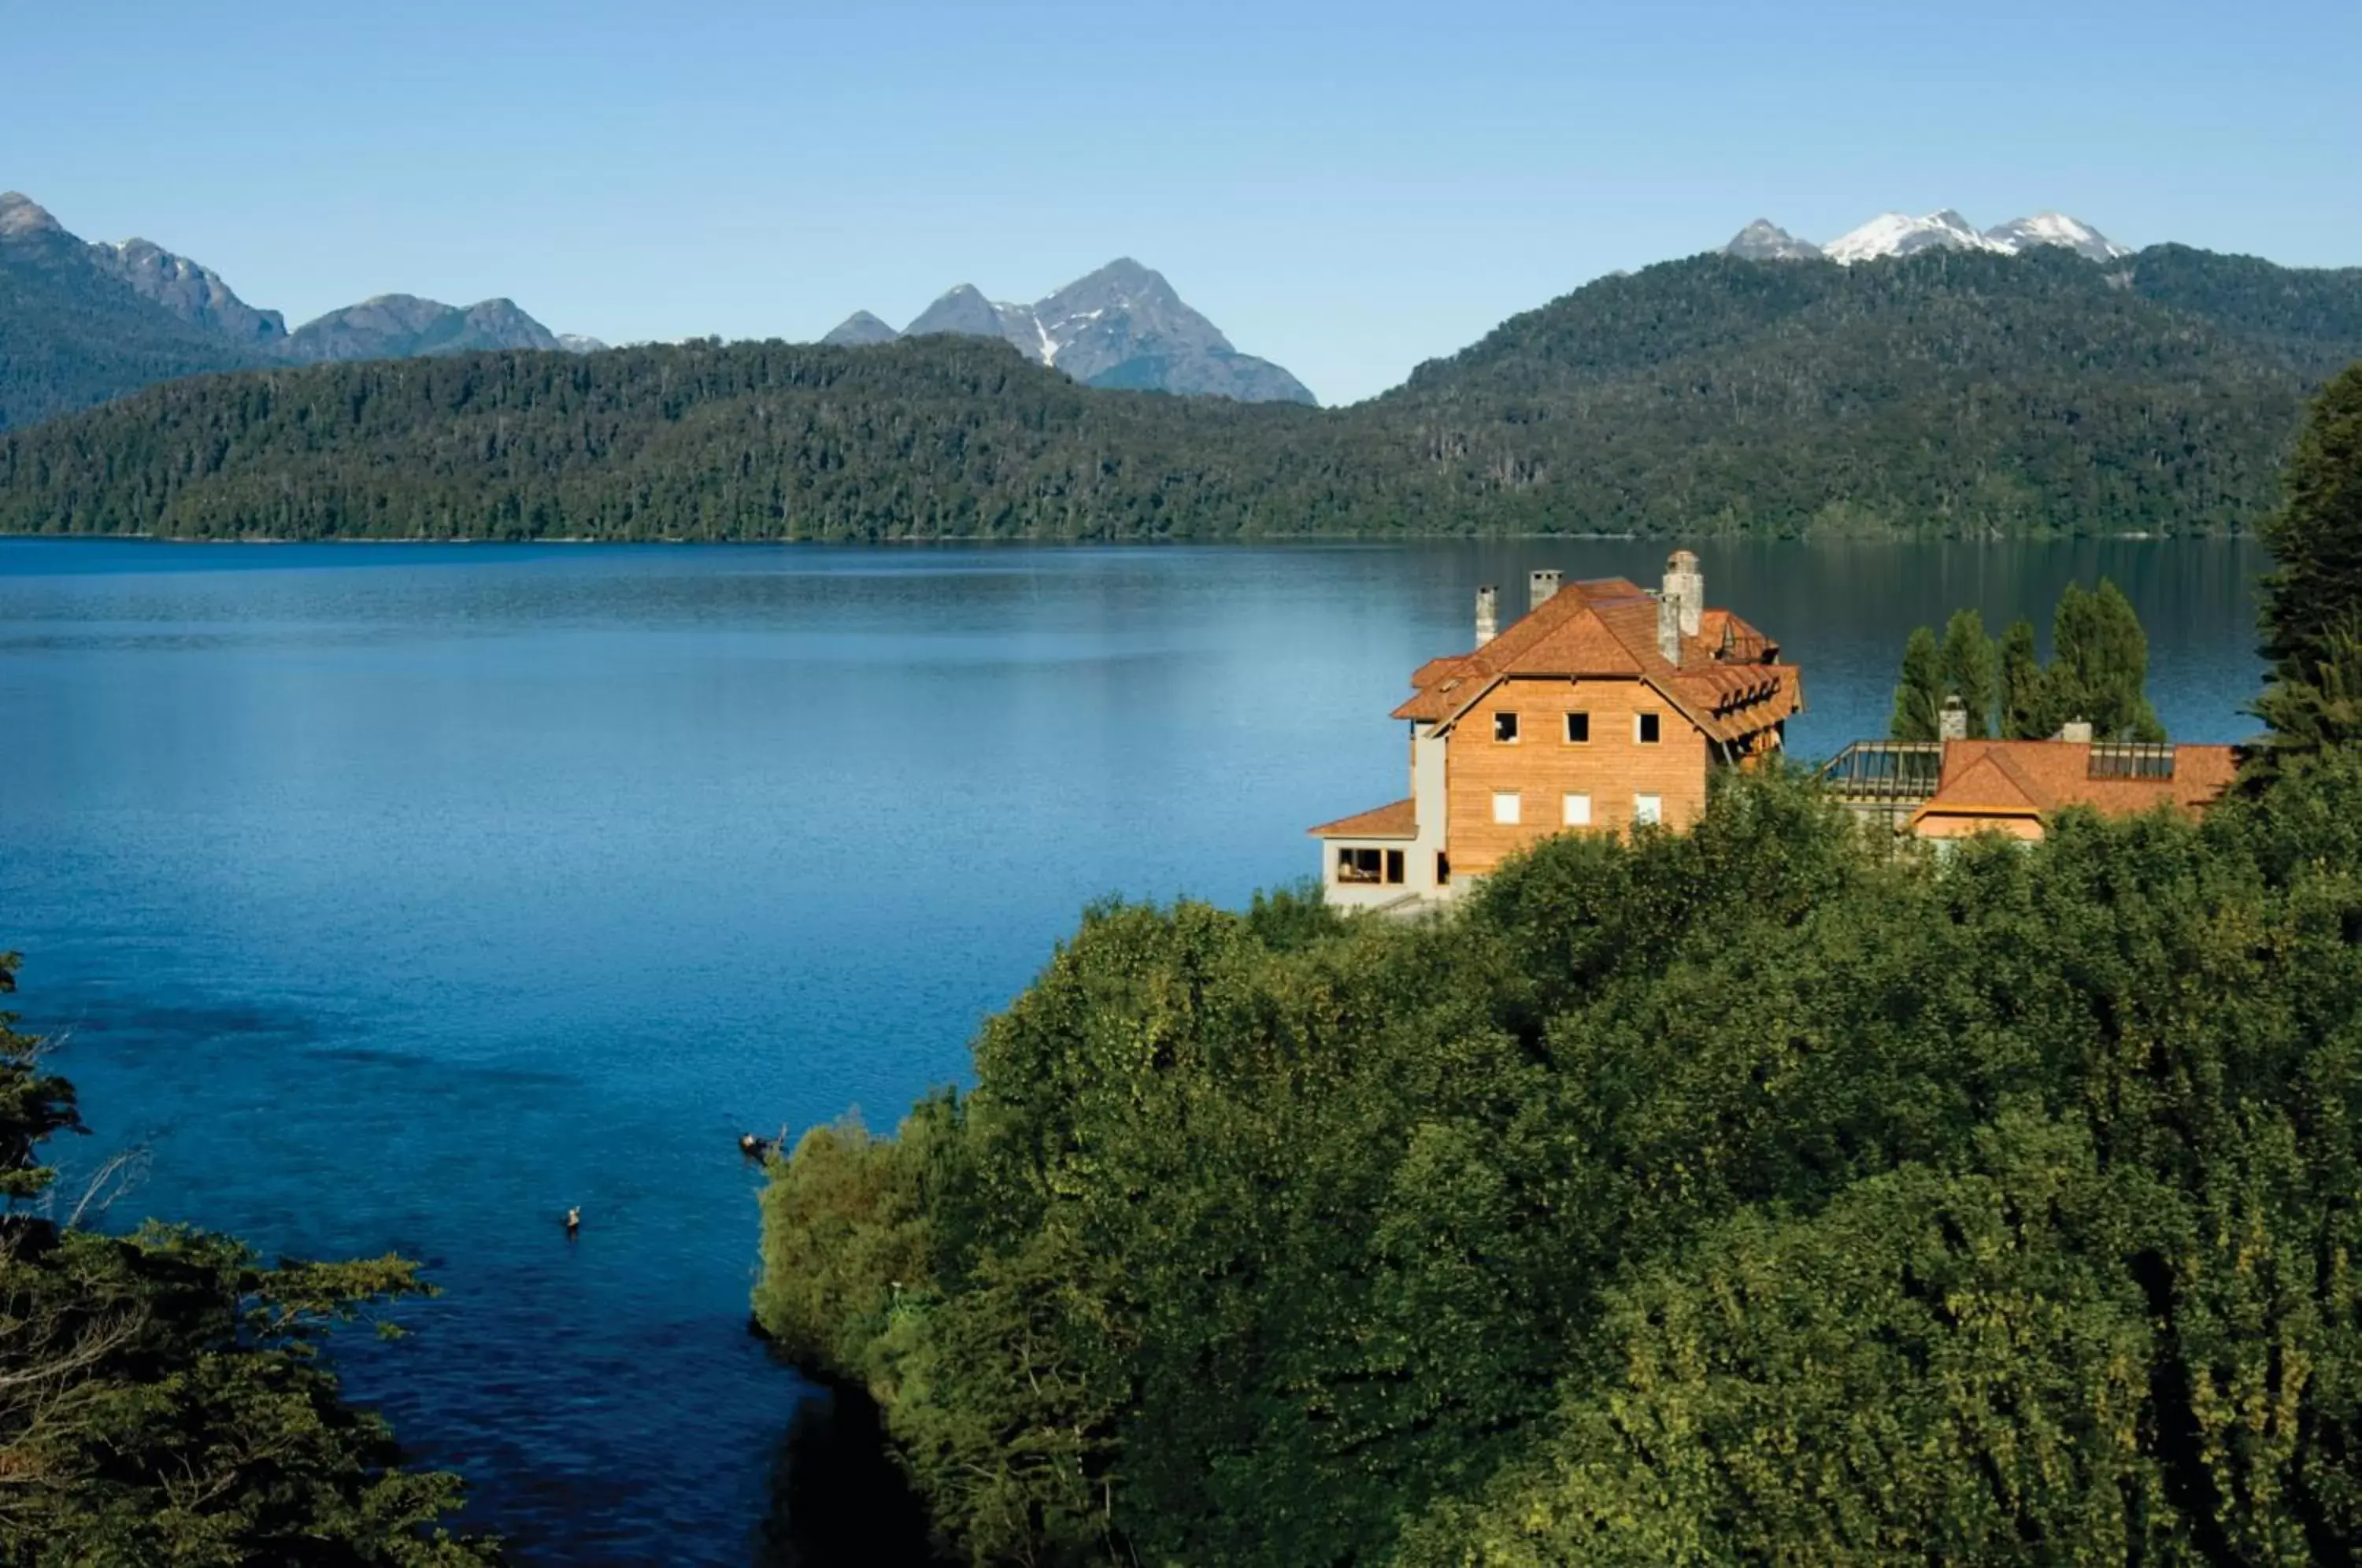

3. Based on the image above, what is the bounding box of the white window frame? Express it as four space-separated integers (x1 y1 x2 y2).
1633 793 1664 827
1492 790 1522 825
1562 793 1592 827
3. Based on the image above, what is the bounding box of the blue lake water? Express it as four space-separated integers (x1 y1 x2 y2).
0 537 2270 1562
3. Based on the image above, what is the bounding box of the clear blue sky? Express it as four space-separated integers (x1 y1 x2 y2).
7 0 2355 404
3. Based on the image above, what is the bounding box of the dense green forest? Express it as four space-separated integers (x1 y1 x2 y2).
5 246 2359 542
0 956 495 1562
753 372 2362 1563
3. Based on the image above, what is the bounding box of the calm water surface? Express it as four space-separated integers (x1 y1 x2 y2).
0 538 2268 1562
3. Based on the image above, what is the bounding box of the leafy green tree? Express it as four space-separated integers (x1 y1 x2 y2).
1998 615 2049 738
1888 625 1945 740
1939 608 1998 737
0 953 497 1565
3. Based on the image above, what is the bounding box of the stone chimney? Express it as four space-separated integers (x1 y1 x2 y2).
1939 694 1969 741
1528 569 1562 613
1475 585 1499 647
1657 549 1704 664
2055 719 2094 744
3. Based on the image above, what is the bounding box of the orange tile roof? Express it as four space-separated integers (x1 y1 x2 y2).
1908 741 2239 832
1308 797 1418 839
1390 577 1803 744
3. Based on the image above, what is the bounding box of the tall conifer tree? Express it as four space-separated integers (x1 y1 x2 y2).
2252 366 2362 780
1939 609 1998 738
1998 617 2047 739
1889 627 1945 741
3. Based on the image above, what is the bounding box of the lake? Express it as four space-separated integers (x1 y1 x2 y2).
0 537 2270 1562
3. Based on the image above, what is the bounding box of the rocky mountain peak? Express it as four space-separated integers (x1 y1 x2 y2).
1723 220 1823 261
87 235 287 344
822 310 900 348
846 261 1311 402
0 191 65 240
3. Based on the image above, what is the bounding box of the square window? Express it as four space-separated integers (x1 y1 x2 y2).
1636 712 1661 745
1564 712 1590 743
1634 793 1664 827
1562 793 1592 827
1492 791 1522 825
1494 712 1520 743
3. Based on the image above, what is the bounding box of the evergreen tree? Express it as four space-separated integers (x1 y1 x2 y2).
2252 367 2362 782
2049 579 2164 741
2260 364 2362 679
1938 609 1998 738
1998 616 2048 739
1888 627 1945 741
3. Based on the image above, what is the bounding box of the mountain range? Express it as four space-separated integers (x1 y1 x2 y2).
0 192 599 431
1727 209 2134 265
822 260 1316 405
7 237 2358 545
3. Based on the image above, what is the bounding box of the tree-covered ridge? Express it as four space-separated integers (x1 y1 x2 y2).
0 955 496 1563
5 246 2360 542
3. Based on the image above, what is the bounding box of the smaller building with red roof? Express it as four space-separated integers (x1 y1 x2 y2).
1906 737 2239 842
1309 551 1804 909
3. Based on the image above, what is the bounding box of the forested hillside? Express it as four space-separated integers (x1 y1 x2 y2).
5 246 2360 541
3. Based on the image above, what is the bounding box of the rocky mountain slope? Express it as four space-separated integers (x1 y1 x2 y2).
0 191 592 430
826 259 1316 405
284 295 561 362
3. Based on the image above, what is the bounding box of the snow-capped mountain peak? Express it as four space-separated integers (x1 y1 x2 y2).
1796 208 2129 266
1823 209 2006 264
1980 211 2131 262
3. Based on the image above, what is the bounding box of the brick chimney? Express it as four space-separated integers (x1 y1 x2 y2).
1528 569 1562 612
1475 585 1499 647
1657 549 1703 664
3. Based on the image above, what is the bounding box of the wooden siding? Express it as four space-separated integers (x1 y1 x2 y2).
1445 675 1712 875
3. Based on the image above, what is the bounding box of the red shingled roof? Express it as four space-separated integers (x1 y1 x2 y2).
1390 577 1801 743
1307 798 1419 839
1908 741 2239 834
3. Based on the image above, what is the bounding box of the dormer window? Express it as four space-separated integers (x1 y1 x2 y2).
1494 712 1520 743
